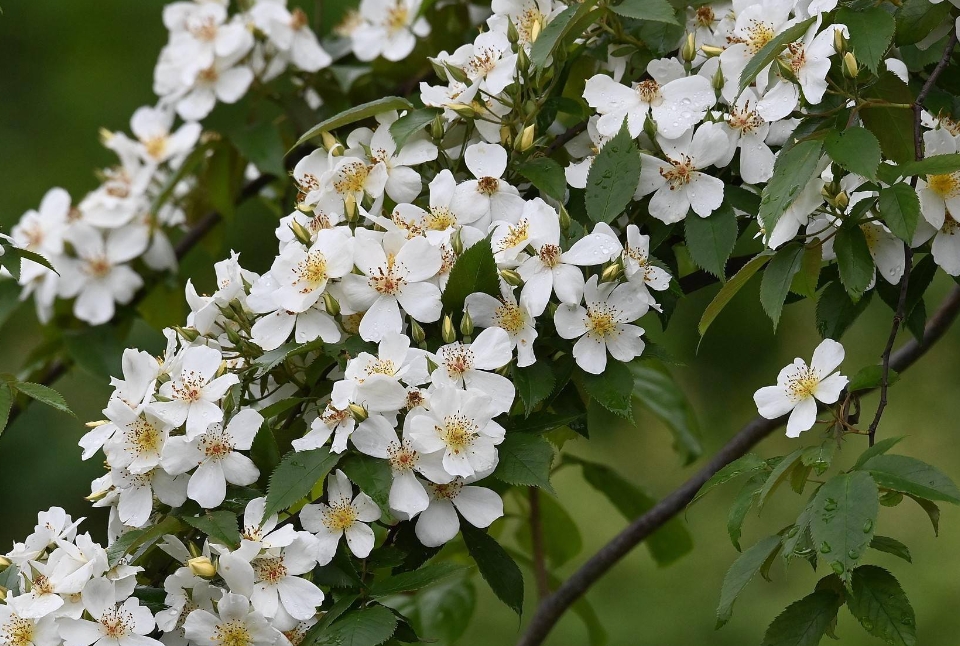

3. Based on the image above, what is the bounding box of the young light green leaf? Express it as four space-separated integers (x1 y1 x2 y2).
315 605 397 646
860 454 960 504
699 253 771 337
630 362 702 463
760 590 843 646
684 201 738 280
517 157 567 201
759 139 824 233
878 183 920 243
869 536 912 563
837 7 896 74
738 18 816 94
585 122 642 223
847 566 916 646
12 382 75 417
293 97 414 149
609 0 679 24
181 511 241 547
823 126 882 180
760 244 805 330
461 524 525 616
810 471 879 585
493 433 556 493
264 448 340 518
691 453 768 506
716 535 782 628
582 359 634 420
389 108 440 150
834 225 876 299
442 238 500 313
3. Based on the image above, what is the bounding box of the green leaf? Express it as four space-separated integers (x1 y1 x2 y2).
761 244 805 330
388 577 476 644
739 17 816 94
847 365 899 392
389 108 440 150
515 494 583 567
630 362 702 463
861 73 915 165
896 0 952 46
443 238 500 313
810 471 879 585
582 359 634 420
847 566 916 646
691 453 767 506
572 456 693 566
513 362 555 417
12 382 74 417
699 253 771 337
368 563 469 598
837 6 896 74
761 590 843 646
316 606 397 646
529 0 599 69
878 183 920 243
294 97 414 149
824 126 882 180
716 535 781 628
585 122 642 223
684 201 738 280
0 383 12 437
610 0 679 24
106 517 183 566
869 536 912 563
229 120 286 177
517 157 567 201
757 449 805 510
63 326 124 381
300 595 359 646
853 436 905 469
338 453 393 511
728 475 765 551
907 494 940 535
783 499 816 563
181 511 241 547
899 153 960 177
3 246 59 277
0 280 23 331
835 225 875 299
816 281 873 339
493 433 555 493
264 448 340 518
461 524 525 616
790 244 822 299
759 139 824 233
860 454 960 504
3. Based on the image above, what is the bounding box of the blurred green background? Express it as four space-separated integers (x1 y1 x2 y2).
2 2 960 645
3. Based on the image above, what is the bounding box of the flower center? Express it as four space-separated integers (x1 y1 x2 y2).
99 608 134 640
785 42 807 74
477 176 500 196
333 161 370 195
493 301 527 334
428 207 456 230
201 428 233 460
430 478 464 500
86 256 112 278
172 372 205 402
696 6 716 27
495 220 530 252
129 417 162 455
323 501 357 531
438 413 478 454
744 19 775 53
144 136 168 160
728 101 765 134
2 615 35 646
198 66 219 84
369 265 406 296
321 405 350 428
385 3 409 33
441 344 475 377
586 304 620 339
214 620 252 646
387 440 419 473
538 244 562 268
467 46 500 78
660 154 696 189
366 358 397 376
31 575 54 596
928 172 960 199
290 7 309 30
253 557 288 585
785 366 819 400
296 251 328 289
635 79 661 104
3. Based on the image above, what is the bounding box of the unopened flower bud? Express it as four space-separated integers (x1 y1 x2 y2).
85 488 111 502
833 29 848 55
559 204 571 231
842 52 859 78
445 64 469 84
85 419 109 428
700 44 723 57
601 261 623 283
459 309 474 337
441 314 457 343
99 128 115 145
681 33 697 63
290 220 314 246
499 268 523 286
712 64 725 91
516 124 535 152
506 18 520 45
450 103 476 119
834 191 849 209
348 403 368 422
321 292 340 317
430 59 449 82
426 356 439 374
431 114 445 141
296 202 315 213
500 125 513 148
0 586 7 601
344 194 358 222
643 115 658 140
0 555 12 570
409 319 426 345
450 227 464 255
321 132 341 155
225 326 242 346
188 556 216 579
775 57 798 84
175 326 201 342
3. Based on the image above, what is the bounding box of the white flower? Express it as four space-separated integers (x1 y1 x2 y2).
268 227 355 313
407 386 505 479
238 497 298 549
449 143 525 230
753 338 848 437
110 467 188 529
444 31 518 95
154 569 219 646
150 345 240 440
161 410 263 509
331 333 427 418
622 225 671 293
0 605 59 646
636 123 728 223
465 288 538 367
340 231 443 341
917 130 960 229
102 401 173 475
717 88 775 184
58 579 161 646
430 327 515 415
415 478 503 547
351 0 430 62
718 0 794 98
291 405 356 454
249 4 331 72
300 470 381 563
554 275 649 374
129 106 201 165
173 56 254 121
248 274 342 352
12 187 70 259
583 59 715 140
352 113 438 203
183 593 279 646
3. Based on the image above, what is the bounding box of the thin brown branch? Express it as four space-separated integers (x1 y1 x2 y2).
545 121 587 155
517 285 960 646
529 487 551 600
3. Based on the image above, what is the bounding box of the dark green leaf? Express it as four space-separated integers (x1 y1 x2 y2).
691 453 767 505
610 0 679 24
13 382 74 417
685 201 738 280
899 153 960 177
896 0 952 45
860 454 960 504
389 108 440 150
517 157 567 201
835 225 875 298
182 511 241 547
630 362 702 463
442 238 500 313
294 97 414 149
513 361 556 417
529 0 599 69
847 365 899 392
847 565 916 646
907 494 940 535
761 591 843 646
0 383 12 437
339 453 393 511
759 139 824 233
790 244 822 299
728 475 766 551
699 253 771 337
300 594 359 646
63 327 124 381
739 18 817 94
816 281 873 339
869 536 912 563
824 126 882 180
229 120 286 177
493 433 555 493
316 605 397 646
878 184 920 243
585 122 642 223
264 448 340 518
106 517 183 566
853 436 905 469
810 471 879 584
515 493 583 567
582 359 634 420
761 244 805 330
861 73 915 165
368 563 469 598
782 498 816 563
837 7 896 73
757 449 805 510
717 535 782 628
388 577 476 644
461 524 525 616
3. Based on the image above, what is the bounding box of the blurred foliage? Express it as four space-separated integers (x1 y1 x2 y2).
2 2 960 645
